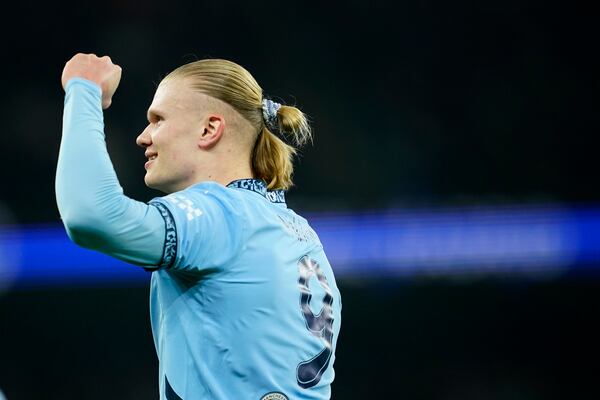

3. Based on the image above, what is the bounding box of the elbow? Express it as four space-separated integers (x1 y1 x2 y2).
60 209 107 249
57 189 128 251
63 220 95 249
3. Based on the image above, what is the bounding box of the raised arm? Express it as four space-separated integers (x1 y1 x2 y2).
56 53 166 267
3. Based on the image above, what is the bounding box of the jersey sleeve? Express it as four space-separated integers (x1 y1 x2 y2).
56 78 165 267
149 184 244 275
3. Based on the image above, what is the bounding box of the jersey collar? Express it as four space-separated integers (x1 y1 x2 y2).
227 178 286 204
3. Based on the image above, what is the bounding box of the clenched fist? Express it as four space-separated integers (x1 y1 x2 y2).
61 53 122 109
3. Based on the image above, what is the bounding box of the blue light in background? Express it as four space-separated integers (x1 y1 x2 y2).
0 224 149 289
309 205 600 277
1 204 599 289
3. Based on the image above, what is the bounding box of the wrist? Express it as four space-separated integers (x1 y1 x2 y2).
64 77 102 96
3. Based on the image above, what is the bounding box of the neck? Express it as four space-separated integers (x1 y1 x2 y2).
209 168 255 187
190 152 254 188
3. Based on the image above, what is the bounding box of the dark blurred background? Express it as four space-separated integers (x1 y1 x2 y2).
1 0 599 399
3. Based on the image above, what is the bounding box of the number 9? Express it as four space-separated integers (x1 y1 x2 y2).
296 255 335 389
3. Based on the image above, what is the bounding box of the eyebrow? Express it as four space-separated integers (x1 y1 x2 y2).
146 108 163 122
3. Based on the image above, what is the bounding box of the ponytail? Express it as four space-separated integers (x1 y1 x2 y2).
252 104 311 190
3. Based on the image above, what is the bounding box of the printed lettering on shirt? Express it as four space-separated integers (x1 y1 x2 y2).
278 215 319 244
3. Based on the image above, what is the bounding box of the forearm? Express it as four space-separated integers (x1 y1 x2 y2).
56 78 164 266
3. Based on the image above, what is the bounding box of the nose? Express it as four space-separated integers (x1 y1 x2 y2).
136 125 152 148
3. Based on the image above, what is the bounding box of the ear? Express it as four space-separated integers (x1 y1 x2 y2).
198 115 225 150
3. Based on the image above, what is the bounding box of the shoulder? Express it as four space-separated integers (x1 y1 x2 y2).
157 182 241 214
149 181 259 233
148 182 248 271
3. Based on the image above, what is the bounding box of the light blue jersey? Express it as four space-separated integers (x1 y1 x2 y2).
148 179 342 399
56 78 341 399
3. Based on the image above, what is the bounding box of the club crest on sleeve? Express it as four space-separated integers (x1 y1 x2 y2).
260 392 288 400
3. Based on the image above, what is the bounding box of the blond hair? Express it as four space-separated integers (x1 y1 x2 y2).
163 59 311 190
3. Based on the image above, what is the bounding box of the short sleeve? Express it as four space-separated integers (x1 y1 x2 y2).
149 183 244 275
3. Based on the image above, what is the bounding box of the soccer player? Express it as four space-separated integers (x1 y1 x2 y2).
55 53 341 399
